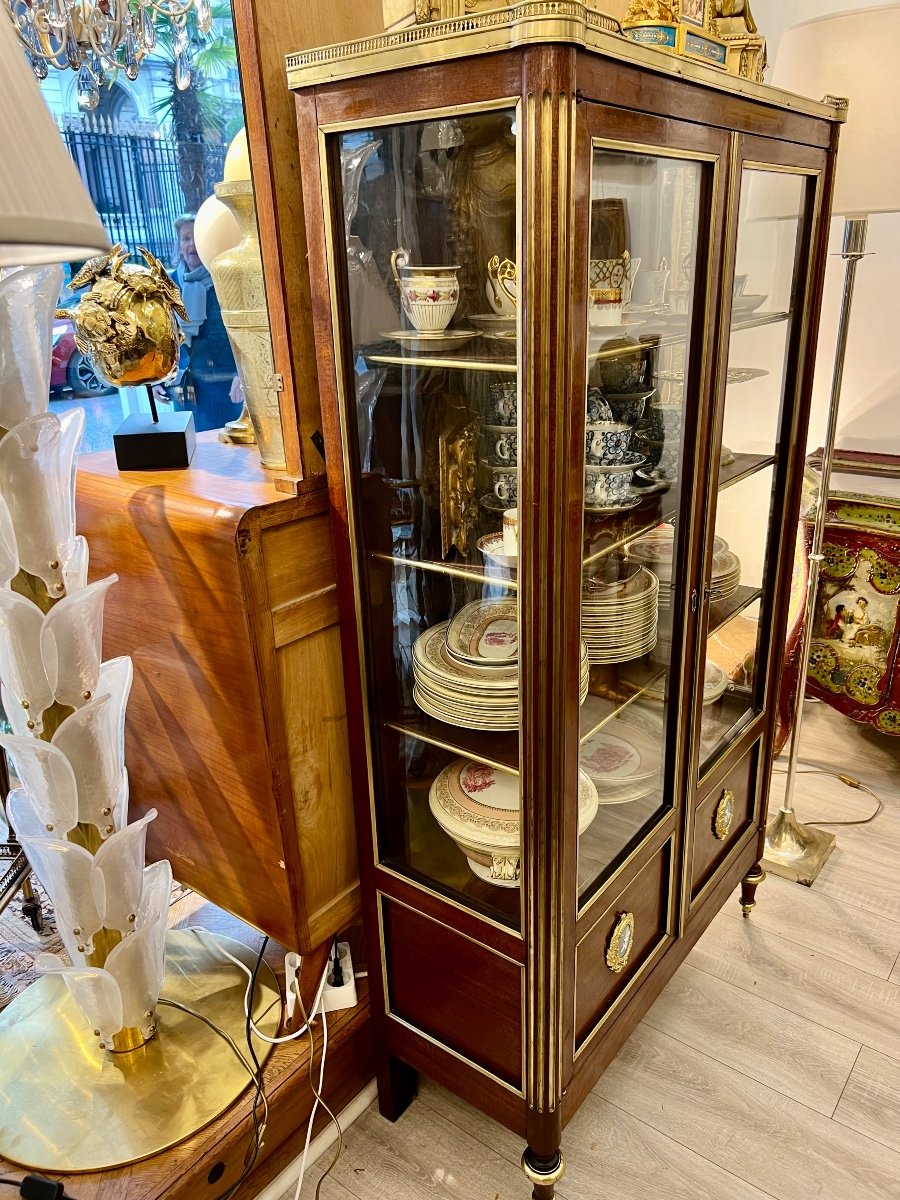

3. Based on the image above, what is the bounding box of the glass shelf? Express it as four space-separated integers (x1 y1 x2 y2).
385 714 519 775
363 310 789 375
708 584 763 635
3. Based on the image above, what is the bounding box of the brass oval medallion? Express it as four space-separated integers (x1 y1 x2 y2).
605 911 635 974
714 788 735 841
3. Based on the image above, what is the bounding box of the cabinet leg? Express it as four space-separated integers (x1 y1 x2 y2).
521 1148 565 1200
740 862 766 918
376 1053 416 1123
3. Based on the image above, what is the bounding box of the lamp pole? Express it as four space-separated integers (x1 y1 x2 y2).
764 215 868 884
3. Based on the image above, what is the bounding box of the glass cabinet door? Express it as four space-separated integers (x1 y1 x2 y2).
577 143 709 908
697 166 811 770
332 109 523 928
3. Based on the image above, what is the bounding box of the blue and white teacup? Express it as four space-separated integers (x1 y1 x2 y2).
606 390 653 428
490 465 518 505
586 388 613 423
482 425 518 466
486 381 518 424
585 464 634 507
645 402 683 443
585 421 632 466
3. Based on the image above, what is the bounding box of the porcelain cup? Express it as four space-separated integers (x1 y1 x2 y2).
645 403 683 442
585 465 633 507
391 248 460 333
586 388 613 423
486 380 518 424
589 252 641 304
483 425 517 466
630 267 670 309
486 255 517 315
588 288 624 327
585 421 632 466
606 391 653 427
502 507 518 557
490 466 518 505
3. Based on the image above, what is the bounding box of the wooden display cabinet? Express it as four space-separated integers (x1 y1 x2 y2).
288 8 843 1193
75 436 359 951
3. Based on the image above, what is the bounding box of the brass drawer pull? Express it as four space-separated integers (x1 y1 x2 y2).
606 912 635 974
714 788 736 841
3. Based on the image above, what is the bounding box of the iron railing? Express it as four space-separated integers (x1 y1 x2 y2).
61 126 227 262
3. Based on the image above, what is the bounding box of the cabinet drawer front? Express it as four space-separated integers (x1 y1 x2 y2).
691 741 760 903
575 836 674 1051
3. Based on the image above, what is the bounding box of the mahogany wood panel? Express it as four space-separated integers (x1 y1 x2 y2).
231 0 384 484
382 897 524 1090
75 435 358 951
575 837 673 1048
690 741 760 903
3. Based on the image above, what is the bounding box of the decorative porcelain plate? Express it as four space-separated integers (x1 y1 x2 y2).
470 312 517 332
446 599 519 665
381 329 480 353
584 493 643 514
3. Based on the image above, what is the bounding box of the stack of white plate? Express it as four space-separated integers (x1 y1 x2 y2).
429 757 599 887
643 660 729 707
581 567 659 665
413 600 589 730
579 715 663 804
710 545 742 601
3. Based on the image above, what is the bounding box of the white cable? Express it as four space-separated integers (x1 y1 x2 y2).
185 927 328 1045
293 1007 329 1200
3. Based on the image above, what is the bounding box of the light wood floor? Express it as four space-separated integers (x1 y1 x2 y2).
285 704 900 1200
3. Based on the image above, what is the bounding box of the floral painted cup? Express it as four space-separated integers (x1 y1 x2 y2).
585 421 632 466
606 391 653 427
645 403 683 443
490 465 518 505
391 248 460 333
586 388 613 423
584 464 634 507
486 380 518 424
483 425 517 466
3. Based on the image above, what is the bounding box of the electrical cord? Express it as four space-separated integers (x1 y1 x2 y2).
293 990 341 1200
772 757 885 826
0 1178 78 1198
186 927 328 1046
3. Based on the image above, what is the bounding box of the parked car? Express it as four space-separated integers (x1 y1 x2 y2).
50 319 117 399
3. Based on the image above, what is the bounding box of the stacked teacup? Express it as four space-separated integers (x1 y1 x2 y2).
584 387 645 511
636 393 682 482
482 380 519 510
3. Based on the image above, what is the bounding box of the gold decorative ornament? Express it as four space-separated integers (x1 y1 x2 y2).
61 244 188 388
439 420 479 558
605 911 635 973
521 1149 566 1188
713 0 766 82
713 787 735 840
622 0 738 76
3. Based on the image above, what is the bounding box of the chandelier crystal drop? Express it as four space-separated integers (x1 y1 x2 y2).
4 0 208 87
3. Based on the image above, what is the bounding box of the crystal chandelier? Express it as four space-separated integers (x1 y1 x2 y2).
4 0 212 110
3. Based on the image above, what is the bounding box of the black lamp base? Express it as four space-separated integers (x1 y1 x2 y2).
114 411 196 471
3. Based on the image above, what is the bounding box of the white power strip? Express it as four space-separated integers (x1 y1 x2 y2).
321 942 358 1012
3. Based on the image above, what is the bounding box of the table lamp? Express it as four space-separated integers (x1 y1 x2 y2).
763 7 900 883
0 17 279 1178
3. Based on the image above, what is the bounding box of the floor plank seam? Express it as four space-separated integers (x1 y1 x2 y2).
718 903 900 982
593 1092 784 1200
636 1018 857 1127
830 1045 863 1119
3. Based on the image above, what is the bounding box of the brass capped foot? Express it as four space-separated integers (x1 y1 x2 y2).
522 1148 565 1199
740 863 766 917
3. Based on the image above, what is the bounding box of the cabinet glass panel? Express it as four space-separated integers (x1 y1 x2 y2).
334 111 522 928
698 168 807 769
577 145 705 906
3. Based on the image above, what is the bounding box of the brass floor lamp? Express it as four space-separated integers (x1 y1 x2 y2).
763 8 900 884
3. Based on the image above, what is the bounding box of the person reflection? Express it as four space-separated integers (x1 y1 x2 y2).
156 214 239 432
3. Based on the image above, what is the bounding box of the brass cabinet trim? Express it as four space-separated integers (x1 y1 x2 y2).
713 789 736 841
386 1013 526 1099
286 2 847 126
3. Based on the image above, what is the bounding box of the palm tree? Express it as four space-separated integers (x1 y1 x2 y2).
152 3 240 212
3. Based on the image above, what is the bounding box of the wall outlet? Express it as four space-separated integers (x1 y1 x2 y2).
321 942 358 1013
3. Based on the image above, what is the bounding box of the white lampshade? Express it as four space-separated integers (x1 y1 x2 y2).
0 14 110 265
772 8 900 217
